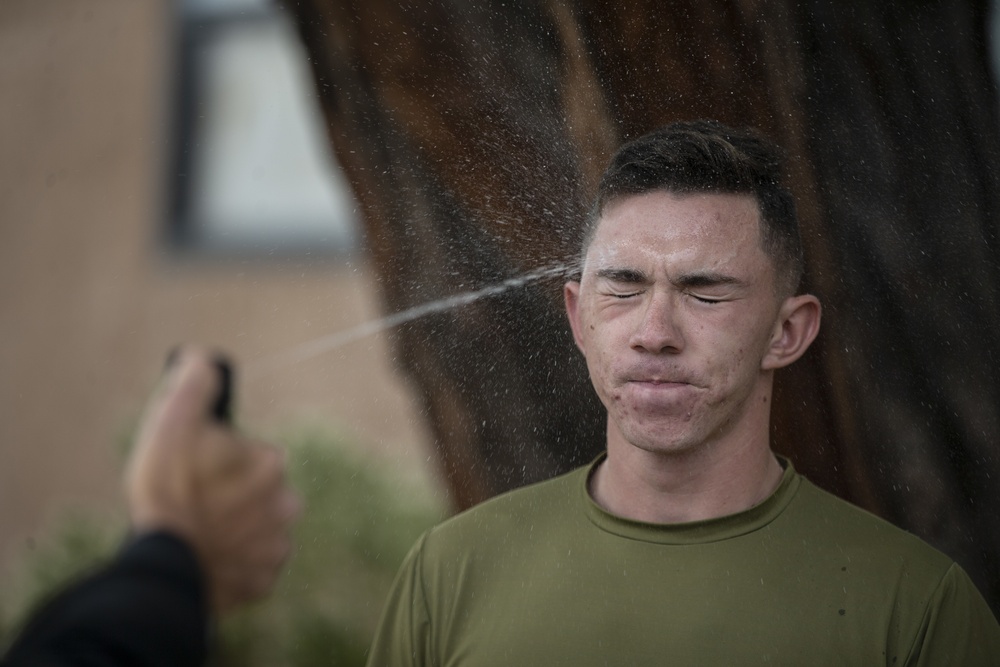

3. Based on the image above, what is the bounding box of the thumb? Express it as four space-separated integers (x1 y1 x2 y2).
125 347 231 535
137 348 224 456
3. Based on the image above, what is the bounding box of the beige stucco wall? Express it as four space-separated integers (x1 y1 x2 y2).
0 0 437 576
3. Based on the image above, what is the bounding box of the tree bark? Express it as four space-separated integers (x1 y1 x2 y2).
285 0 1000 612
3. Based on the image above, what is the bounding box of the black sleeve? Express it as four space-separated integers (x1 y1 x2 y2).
1 532 210 667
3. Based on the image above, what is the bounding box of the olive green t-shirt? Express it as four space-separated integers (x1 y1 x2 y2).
367 457 1000 666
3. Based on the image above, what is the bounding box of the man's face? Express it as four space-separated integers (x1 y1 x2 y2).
565 190 788 456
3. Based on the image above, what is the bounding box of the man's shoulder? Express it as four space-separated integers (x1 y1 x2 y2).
788 475 954 575
787 476 1000 659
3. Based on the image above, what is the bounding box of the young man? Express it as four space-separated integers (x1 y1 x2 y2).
366 121 1000 665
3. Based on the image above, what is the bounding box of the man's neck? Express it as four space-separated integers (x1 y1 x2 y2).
589 429 784 525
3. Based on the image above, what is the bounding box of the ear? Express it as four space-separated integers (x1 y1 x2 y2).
761 294 821 370
564 280 586 353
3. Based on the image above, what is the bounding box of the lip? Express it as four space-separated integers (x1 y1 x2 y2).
624 370 697 385
621 379 699 408
624 377 698 393
620 380 696 410
627 379 693 391
620 365 701 391
623 363 695 383
629 379 688 387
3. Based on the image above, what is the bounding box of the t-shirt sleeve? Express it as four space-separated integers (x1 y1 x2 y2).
906 563 1000 667
0 531 209 667
366 533 434 667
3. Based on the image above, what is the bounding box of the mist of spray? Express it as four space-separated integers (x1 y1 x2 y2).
246 261 579 379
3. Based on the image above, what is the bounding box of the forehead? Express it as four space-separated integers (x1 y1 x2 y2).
585 191 771 277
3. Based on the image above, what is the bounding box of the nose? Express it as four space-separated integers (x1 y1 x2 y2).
630 289 683 354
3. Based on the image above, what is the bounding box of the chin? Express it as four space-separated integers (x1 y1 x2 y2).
616 423 706 456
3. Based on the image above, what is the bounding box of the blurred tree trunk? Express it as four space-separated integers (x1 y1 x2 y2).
285 0 1000 611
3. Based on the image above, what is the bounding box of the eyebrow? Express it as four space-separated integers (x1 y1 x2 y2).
595 267 648 284
594 267 748 290
671 271 744 290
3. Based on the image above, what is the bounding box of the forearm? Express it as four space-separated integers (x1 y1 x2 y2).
1 532 209 667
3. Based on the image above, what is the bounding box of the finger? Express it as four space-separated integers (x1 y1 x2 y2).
126 348 228 526
278 488 304 522
155 347 225 432
240 442 289 493
195 441 292 530
242 443 300 523
208 516 295 612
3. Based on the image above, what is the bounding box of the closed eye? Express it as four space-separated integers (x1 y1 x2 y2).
600 289 642 299
689 293 723 304
596 268 648 300
675 272 742 305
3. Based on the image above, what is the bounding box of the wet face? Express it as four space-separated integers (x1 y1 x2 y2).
565 190 789 456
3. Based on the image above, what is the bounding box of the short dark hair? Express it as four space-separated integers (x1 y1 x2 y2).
585 120 804 294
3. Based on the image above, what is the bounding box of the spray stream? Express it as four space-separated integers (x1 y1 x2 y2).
246 261 579 378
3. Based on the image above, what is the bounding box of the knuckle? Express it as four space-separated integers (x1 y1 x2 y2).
251 443 284 477
277 489 303 520
248 570 278 599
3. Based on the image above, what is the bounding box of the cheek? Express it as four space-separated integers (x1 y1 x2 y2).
703 339 768 403
584 348 619 400
579 317 611 357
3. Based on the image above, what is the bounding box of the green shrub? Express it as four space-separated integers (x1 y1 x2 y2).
1 426 446 666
